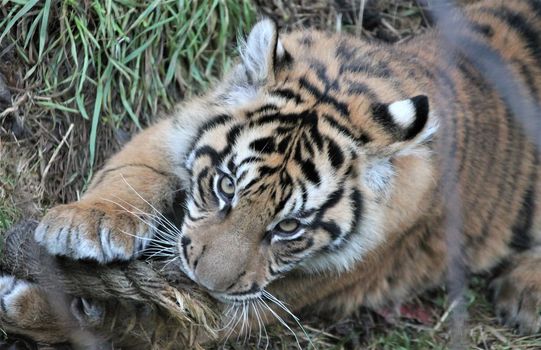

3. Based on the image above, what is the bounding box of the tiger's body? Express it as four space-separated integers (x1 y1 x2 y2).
2 0 541 344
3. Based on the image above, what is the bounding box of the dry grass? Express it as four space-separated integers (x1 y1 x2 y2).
1 0 540 349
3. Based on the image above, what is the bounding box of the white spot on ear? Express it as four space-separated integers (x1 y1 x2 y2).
388 99 415 128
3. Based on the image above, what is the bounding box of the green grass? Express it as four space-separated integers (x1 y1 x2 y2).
1 0 255 176
0 172 20 234
0 201 19 235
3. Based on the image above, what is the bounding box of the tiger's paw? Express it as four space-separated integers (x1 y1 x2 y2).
0 276 41 328
0 275 68 345
491 263 541 334
34 200 152 263
0 275 99 345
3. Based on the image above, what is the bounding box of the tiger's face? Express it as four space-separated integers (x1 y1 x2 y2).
180 107 363 301
175 20 436 302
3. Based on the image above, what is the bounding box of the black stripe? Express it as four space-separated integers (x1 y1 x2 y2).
404 95 429 140
275 185 293 215
272 88 304 104
510 153 538 251
196 167 210 206
336 40 356 61
254 112 301 126
277 137 289 153
276 126 295 135
222 125 241 156
250 137 276 154
470 5 541 100
192 245 206 270
192 145 220 165
294 138 305 162
299 158 320 185
339 60 392 78
188 114 232 153
332 188 364 250
346 81 379 101
298 181 308 212
298 34 313 47
527 0 541 17
227 156 237 174
349 188 363 234
315 220 342 240
302 137 315 157
180 235 191 265
476 105 523 246
237 170 248 185
242 178 260 193
317 188 344 216
191 126 241 167
515 60 540 100
323 114 371 144
246 104 279 118
480 6 541 64
310 60 340 91
259 165 280 176
454 57 490 176
298 77 322 98
237 156 263 169
469 21 494 38
326 137 344 169
371 102 401 137
298 77 350 118
287 237 314 255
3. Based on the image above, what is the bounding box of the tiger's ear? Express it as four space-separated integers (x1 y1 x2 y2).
363 96 434 197
240 19 288 85
372 95 430 143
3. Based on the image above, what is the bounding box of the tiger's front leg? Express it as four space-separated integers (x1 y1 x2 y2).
35 119 182 262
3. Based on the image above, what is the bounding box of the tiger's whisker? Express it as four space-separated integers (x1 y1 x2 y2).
159 256 180 271
260 298 302 349
222 304 243 345
103 196 180 239
263 290 314 348
118 175 183 236
255 298 270 349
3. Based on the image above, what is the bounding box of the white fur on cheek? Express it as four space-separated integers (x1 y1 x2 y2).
363 158 395 200
388 99 415 128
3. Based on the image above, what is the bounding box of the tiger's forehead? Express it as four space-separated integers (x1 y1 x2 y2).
265 34 389 145
224 113 352 212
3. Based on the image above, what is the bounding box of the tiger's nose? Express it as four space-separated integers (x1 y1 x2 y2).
194 240 249 292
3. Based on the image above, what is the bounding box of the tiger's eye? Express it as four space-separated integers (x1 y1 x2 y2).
218 174 235 198
276 219 300 234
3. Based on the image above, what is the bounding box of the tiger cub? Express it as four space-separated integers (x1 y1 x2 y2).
2 0 541 341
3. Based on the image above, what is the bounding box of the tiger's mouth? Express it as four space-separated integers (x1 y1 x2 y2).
212 291 264 304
